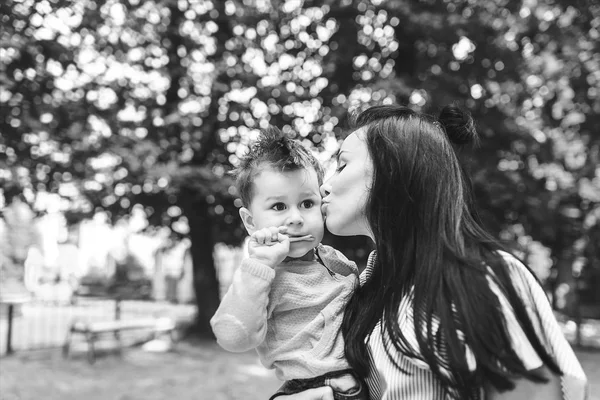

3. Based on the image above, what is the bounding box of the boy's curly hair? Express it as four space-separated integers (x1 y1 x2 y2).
232 126 324 207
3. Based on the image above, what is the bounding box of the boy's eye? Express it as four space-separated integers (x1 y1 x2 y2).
272 203 286 211
301 200 314 209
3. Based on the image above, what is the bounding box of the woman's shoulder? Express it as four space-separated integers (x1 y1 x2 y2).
495 249 526 268
494 249 526 272
489 250 542 300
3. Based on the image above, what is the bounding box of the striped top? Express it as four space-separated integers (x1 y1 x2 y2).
360 251 588 400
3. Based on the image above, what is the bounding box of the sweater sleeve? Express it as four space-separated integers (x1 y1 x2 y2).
210 258 276 353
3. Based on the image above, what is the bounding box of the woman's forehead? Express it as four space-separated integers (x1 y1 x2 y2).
341 127 367 151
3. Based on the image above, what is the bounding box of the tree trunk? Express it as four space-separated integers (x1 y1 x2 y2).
184 199 220 339
161 2 220 338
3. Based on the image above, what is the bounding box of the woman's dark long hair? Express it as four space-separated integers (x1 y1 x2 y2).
341 105 561 399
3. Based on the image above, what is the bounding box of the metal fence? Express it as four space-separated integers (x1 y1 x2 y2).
0 297 196 356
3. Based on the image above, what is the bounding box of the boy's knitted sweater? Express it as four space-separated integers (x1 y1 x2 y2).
210 243 358 380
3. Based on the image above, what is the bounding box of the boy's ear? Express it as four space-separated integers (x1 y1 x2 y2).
239 207 256 234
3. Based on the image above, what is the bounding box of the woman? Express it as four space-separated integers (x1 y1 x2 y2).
279 105 587 399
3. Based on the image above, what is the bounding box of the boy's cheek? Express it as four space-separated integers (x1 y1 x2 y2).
312 211 325 223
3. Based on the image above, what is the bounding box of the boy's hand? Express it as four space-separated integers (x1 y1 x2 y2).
248 226 290 268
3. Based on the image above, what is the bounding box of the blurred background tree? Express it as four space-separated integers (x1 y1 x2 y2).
0 184 39 297
1 0 598 338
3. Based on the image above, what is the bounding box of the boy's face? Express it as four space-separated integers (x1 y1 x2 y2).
240 166 324 259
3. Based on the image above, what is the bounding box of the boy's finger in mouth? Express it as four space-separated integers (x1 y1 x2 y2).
287 235 314 242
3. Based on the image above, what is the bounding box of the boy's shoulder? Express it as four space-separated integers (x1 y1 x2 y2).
316 244 359 277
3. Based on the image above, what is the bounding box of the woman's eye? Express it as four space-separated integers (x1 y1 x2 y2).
301 200 314 209
336 164 346 172
272 203 286 211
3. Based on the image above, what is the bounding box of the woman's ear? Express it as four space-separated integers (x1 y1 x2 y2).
239 207 256 234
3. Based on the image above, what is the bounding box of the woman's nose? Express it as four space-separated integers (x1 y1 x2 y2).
320 182 330 198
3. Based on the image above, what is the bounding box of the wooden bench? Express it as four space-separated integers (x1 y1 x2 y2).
63 317 177 363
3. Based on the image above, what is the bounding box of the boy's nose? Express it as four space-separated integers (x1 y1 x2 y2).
286 208 303 225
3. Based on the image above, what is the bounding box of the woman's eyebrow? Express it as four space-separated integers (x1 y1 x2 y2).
332 149 340 162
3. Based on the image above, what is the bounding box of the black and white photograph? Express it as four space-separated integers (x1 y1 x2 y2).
0 0 599 399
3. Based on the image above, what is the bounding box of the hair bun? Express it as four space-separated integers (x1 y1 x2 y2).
437 105 478 146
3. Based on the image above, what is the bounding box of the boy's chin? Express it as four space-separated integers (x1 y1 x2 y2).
286 246 315 261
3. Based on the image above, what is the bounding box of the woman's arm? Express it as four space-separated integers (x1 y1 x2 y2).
487 253 587 399
485 365 562 400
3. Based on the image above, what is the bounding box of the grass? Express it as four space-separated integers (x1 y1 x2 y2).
0 340 598 400
0 340 280 400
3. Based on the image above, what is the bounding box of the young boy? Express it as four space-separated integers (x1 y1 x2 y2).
210 127 367 400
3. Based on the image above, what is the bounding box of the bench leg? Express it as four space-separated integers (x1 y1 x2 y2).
86 333 96 364
117 334 124 358
62 328 72 359
112 329 123 358
169 329 177 345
